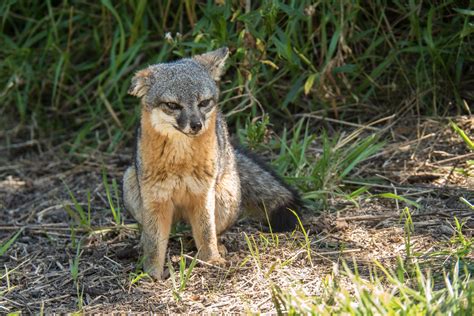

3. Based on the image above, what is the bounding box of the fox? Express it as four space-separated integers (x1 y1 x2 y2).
122 47 302 280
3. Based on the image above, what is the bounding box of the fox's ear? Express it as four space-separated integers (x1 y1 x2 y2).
128 68 153 98
193 47 229 81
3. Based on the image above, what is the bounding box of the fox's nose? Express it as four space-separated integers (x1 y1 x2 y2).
190 121 202 133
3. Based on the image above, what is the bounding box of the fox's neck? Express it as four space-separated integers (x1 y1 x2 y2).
139 108 217 169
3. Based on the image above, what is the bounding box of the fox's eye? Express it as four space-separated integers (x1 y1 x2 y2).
164 102 181 111
198 99 211 108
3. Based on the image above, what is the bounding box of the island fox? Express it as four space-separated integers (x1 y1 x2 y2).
123 47 301 280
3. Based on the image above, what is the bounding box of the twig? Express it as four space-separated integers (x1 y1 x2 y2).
296 113 391 131
0 224 137 232
337 214 396 222
342 179 474 193
316 248 362 256
182 254 228 271
99 91 123 128
27 294 71 305
435 152 474 165
336 210 472 222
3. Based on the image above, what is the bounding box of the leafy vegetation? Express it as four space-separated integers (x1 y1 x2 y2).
1 1 472 153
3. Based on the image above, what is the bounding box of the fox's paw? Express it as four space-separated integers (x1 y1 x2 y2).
198 250 226 265
144 263 165 281
207 255 226 266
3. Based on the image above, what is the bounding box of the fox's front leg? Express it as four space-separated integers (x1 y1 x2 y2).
188 188 224 264
141 199 173 280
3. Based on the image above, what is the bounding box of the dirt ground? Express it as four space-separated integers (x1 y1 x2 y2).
0 116 473 313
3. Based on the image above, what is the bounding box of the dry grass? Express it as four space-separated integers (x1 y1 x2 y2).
0 116 473 313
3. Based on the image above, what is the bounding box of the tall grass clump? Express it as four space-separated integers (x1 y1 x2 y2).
239 118 384 206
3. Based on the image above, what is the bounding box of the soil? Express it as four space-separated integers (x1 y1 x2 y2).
0 116 473 313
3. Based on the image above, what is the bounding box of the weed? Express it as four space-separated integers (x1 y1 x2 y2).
427 216 473 269
274 124 384 207
129 271 150 286
63 183 92 231
460 197 474 210
401 207 415 261
128 254 153 288
289 209 312 266
238 114 271 150
168 240 198 301
376 192 422 209
0 229 22 256
451 121 474 150
69 241 84 311
451 217 473 260
343 186 370 208
102 168 122 226
244 233 262 274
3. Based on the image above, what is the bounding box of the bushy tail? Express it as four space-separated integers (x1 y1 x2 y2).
234 147 302 232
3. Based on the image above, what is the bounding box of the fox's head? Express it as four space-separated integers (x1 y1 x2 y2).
129 47 229 137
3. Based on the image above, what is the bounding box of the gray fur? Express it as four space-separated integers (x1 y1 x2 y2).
235 150 296 219
124 48 300 239
143 60 218 108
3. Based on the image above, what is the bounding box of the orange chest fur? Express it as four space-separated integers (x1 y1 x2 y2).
138 110 217 188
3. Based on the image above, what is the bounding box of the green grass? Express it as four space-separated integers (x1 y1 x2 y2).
0 230 23 256
168 249 198 302
69 241 84 312
63 168 124 231
271 259 474 315
63 183 92 231
451 121 474 150
269 209 474 315
102 168 122 226
1 1 472 153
